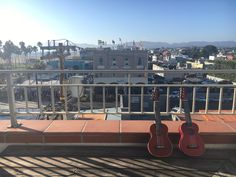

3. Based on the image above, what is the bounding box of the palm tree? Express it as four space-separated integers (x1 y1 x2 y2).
37 42 43 59
33 46 38 58
19 41 27 55
37 42 42 48
26 45 33 59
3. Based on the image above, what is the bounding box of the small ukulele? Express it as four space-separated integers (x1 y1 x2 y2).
147 87 173 157
178 86 205 157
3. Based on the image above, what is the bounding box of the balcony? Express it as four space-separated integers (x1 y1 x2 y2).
0 69 236 175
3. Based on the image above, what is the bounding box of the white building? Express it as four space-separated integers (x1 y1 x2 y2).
152 64 186 82
209 56 215 61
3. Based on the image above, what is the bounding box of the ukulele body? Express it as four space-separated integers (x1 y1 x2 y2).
148 123 173 157
178 122 205 157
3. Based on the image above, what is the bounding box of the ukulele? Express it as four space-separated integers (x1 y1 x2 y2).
147 87 173 157
178 86 205 157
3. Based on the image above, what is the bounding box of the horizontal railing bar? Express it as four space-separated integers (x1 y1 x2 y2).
1 111 235 116
0 69 236 74
14 84 236 87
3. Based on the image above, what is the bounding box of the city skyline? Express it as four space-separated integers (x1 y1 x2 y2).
0 0 236 45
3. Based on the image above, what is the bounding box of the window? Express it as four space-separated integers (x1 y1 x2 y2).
112 58 116 66
125 58 129 66
99 58 103 65
138 57 142 65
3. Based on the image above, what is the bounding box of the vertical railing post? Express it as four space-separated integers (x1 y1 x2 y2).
192 87 196 114
218 87 223 114
6 73 20 128
232 87 236 114
205 87 210 114
166 87 170 114
128 74 131 113
141 86 144 114
179 86 182 113
103 86 106 113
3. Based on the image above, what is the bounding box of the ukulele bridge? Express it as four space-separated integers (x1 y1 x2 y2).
187 144 198 149
156 145 165 149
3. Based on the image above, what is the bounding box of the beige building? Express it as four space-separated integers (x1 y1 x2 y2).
186 60 204 69
82 48 148 84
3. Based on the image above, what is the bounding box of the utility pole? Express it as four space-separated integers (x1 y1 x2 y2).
39 39 77 102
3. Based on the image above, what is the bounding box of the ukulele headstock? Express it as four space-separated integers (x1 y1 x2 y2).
180 80 188 100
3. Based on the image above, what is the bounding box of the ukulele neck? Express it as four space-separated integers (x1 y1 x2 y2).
181 86 192 126
183 99 192 126
155 100 161 129
152 87 161 134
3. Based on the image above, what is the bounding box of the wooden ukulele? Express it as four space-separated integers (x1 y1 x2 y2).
147 87 173 157
178 86 205 157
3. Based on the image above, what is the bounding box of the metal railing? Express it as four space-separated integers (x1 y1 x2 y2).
0 69 235 127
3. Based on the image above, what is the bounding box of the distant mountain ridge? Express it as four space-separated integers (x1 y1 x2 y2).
77 41 236 49
139 41 236 48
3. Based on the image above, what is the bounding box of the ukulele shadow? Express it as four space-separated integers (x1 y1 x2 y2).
158 148 236 176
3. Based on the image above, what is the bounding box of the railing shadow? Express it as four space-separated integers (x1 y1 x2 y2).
1 146 235 176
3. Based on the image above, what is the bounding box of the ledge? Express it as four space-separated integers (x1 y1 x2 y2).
0 119 235 145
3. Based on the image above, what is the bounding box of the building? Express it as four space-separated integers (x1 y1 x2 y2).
152 64 186 82
82 48 148 84
186 60 205 69
47 59 92 70
226 53 235 61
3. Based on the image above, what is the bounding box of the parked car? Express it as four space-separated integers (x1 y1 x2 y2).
171 107 184 113
169 91 180 98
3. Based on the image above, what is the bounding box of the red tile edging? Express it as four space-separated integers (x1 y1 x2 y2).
0 120 235 144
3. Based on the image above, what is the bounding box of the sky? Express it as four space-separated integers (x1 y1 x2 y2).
0 0 236 45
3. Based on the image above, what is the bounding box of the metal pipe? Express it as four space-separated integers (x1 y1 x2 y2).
103 86 105 112
218 87 223 114
192 87 196 113
166 87 170 113
6 73 20 128
141 86 144 114
205 87 210 114
232 88 236 114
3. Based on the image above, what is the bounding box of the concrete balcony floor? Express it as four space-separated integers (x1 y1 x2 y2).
0 146 235 177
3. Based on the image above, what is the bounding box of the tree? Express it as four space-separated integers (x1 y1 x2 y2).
1 40 20 68
19 41 27 56
37 42 42 48
26 45 33 58
181 47 201 59
31 60 46 70
33 46 38 58
209 60 236 82
200 45 218 58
